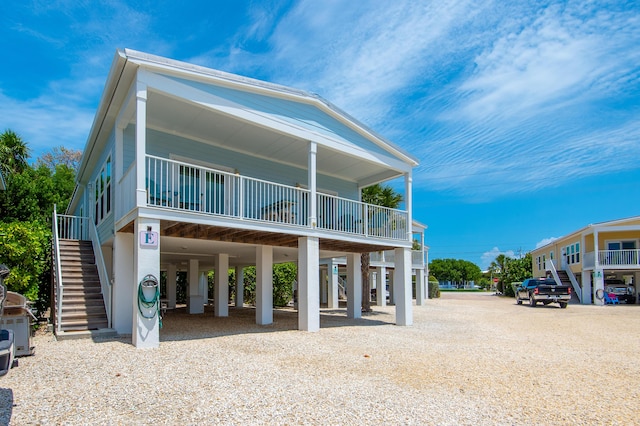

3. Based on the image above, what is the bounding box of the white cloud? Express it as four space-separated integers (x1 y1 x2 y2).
535 237 558 249
0 90 95 159
480 247 516 270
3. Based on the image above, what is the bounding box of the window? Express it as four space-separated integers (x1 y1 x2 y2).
566 243 580 264
95 156 112 225
536 256 542 271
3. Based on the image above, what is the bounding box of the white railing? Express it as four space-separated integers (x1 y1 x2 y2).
145 155 408 240
316 193 408 240
412 250 425 267
564 266 582 303
52 206 64 334
598 249 640 267
89 220 111 328
56 214 89 240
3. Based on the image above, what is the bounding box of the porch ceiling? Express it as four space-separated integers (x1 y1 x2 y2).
145 91 402 186
119 220 397 269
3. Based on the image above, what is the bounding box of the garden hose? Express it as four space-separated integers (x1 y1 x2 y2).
138 274 162 328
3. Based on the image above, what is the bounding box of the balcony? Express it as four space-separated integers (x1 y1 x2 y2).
140 155 408 242
583 249 640 269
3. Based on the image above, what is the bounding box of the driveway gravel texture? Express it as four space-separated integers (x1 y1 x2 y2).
1 292 639 425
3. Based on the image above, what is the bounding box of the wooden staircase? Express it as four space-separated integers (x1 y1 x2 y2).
54 240 108 331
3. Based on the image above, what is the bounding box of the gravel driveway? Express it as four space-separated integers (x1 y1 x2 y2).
2 292 639 425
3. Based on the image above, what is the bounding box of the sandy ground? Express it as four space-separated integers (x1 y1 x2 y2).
1 292 640 425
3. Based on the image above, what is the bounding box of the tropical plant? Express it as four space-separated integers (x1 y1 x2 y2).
0 129 30 175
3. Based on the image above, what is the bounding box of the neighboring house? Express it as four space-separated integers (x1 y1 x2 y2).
531 216 640 305
0 169 5 190
322 220 429 306
54 49 420 348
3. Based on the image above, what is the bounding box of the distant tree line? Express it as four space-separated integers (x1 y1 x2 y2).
428 253 533 297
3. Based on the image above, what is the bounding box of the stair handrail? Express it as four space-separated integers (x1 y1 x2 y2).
547 259 582 303
52 205 64 334
563 266 582 303
89 220 112 329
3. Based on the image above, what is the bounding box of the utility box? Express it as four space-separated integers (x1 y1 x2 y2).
0 292 35 357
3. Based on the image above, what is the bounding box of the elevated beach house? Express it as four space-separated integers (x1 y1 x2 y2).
531 216 640 305
53 49 420 348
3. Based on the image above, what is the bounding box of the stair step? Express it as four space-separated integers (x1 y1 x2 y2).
60 320 108 331
54 238 108 336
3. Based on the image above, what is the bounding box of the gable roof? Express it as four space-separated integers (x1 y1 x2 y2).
76 49 419 187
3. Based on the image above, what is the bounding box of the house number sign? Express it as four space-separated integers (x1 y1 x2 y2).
140 230 159 248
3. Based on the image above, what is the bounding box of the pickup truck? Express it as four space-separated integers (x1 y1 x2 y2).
515 278 571 309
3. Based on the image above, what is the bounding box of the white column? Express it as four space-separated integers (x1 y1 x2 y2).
214 253 229 317
308 141 317 227
135 81 147 207
346 253 362 319
594 268 605 306
327 260 339 309
166 263 177 309
113 232 134 334
298 237 320 331
415 268 425 305
235 266 244 307
132 218 160 349
581 270 592 305
395 247 413 326
256 245 273 325
376 266 387 307
188 259 203 314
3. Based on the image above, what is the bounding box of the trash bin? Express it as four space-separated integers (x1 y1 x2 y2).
0 291 35 357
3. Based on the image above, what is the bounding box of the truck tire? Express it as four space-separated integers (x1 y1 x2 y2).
516 298 522 305
529 295 536 307
559 302 568 309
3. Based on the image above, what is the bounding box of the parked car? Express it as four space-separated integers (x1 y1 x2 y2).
515 278 571 309
605 279 635 304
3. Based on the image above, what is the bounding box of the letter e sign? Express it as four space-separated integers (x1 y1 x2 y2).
140 230 159 248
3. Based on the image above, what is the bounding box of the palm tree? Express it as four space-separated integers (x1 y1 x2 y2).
0 129 30 175
360 184 403 312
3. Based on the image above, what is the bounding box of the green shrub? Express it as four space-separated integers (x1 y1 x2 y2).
428 275 440 299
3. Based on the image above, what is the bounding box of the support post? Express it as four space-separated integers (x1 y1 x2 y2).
113 232 134 334
188 259 203 314
256 245 273 325
214 253 229 317
327 259 339 309
415 268 425 305
132 218 160 348
394 247 413 326
235 266 244 307
346 253 362 319
298 237 320 331
376 266 387 307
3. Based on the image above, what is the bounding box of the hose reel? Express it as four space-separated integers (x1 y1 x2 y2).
138 274 162 328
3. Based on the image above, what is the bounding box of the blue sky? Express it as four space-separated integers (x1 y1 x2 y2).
2 1 639 269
